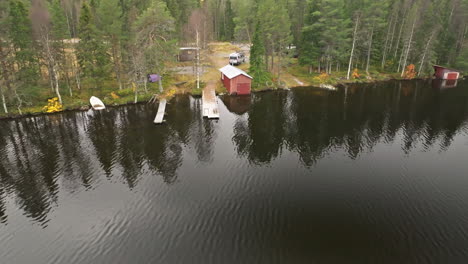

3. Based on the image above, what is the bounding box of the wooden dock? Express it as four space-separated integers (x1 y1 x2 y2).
153 99 167 124
202 82 220 119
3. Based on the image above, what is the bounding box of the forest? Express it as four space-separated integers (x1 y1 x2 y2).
0 0 467 115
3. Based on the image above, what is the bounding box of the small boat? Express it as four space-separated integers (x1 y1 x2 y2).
90 96 105 110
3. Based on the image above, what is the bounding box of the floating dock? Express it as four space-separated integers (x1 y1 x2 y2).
202 85 220 119
153 99 167 124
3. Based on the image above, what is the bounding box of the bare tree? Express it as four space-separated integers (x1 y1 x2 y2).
347 14 360 80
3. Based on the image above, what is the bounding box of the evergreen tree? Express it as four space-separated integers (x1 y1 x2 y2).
319 0 350 73
97 0 124 89
8 0 39 84
455 43 468 71
77 2 111 89
249 23 270 88
132 0 177 92
257 0 292 71
224 0 235 41
299 0 324 73
49 0 69 40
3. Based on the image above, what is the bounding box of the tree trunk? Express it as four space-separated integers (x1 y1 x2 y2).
397 43 405 73
270 48 274 72
277 49 281 86
0 87 7 114
42 27 63 104
347 15 360 80
417 30 436 76
246 26 251 44
381 15 394 69
393 16 406 60
366 27 374 76
158 78 163 93
401 19 416 77
53 66 62 104
134 83 138 103
111 37 123 90
14 89 22 115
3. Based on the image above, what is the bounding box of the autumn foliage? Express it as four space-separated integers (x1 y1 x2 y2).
314 72 330 83
111 91 120 99
352 68 360 79
42 97 63 113
403 64 417 79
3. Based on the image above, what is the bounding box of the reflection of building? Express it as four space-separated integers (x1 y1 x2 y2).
219 65 252 95
432 79 458 89
221 95 252 115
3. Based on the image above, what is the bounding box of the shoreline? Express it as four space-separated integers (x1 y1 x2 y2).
0 77 444 121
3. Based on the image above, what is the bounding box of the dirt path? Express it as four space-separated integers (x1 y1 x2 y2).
201 42 248 97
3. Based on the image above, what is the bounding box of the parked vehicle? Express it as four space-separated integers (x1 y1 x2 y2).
229 52 245 66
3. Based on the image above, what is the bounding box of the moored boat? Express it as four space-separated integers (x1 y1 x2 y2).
90 96 105 110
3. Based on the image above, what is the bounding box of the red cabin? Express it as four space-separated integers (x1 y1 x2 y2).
433 65 460 80
219 65 252 95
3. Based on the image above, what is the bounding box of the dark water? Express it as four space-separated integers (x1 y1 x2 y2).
1 80 468 263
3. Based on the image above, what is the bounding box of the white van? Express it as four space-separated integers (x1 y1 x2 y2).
229 52 245 66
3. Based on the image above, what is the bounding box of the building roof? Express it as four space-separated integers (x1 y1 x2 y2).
219 65 252 79
433 65 460 72
229 52 244 57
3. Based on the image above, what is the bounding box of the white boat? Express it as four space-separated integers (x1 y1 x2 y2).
90 96 105 110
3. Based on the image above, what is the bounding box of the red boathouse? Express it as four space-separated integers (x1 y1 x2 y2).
433 65 460 80
219 65 252 95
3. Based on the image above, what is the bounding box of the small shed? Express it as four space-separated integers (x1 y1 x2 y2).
219 65 252 95
433 65 460 80
178 47 199 62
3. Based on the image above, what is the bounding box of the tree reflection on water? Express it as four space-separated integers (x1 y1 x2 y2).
0 79 467 224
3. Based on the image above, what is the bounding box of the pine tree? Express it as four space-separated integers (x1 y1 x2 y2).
49 0 72 96
97 0 124 89
49 0 69 40
77 2 111 89
224 0 235 41
249 23 270 88
132 0 177 93
299 0 324 73
455 39 468 71
8 0 39 84
320 0 350 74
257 0 292 72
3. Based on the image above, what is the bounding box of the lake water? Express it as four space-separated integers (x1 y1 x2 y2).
1 79 468 263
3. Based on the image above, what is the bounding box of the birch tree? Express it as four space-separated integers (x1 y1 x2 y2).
133 0 177 93
347 13 360 79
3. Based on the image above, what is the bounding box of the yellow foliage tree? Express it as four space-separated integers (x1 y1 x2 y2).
111 91 120 99
352 68 360 79
42 97 63 113
314 72 329 83
403 64 416 79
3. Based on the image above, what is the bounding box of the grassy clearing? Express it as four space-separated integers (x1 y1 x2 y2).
1 42 428 118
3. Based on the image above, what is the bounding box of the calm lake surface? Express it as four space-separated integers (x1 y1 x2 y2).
1 79 468 263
